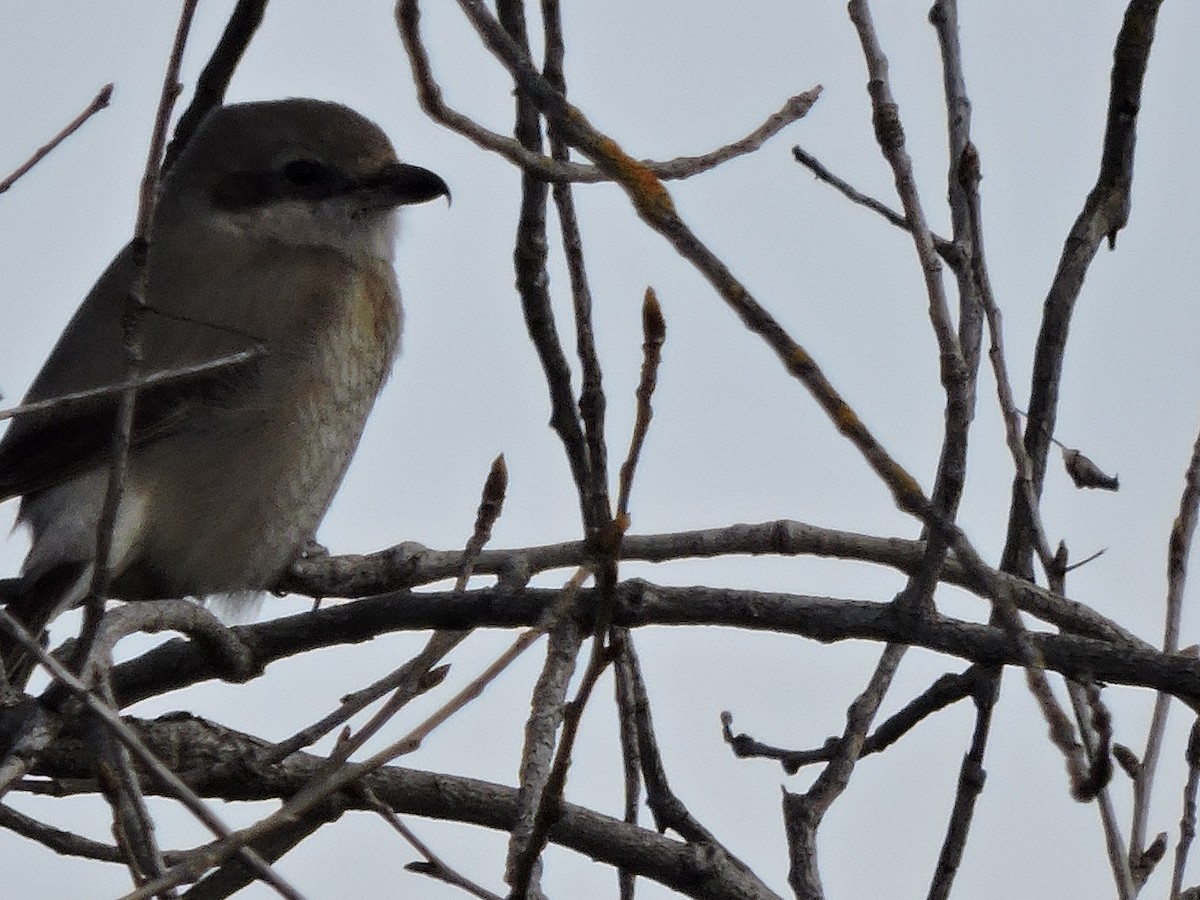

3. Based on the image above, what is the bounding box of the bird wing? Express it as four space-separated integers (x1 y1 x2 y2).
0 243 260 501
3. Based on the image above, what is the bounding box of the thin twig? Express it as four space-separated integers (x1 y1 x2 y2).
791 145 954 258
362 788 502 900
0 803 183 864
784 643 905 899
262 638 451 765
490 0 592 535
541 0 612 540
1066 679 1131 898
0 83 113 194
1172 720 1200 897
504 584 586 890
96 676 170 891
79 0 200 679
396 0 818 185
456 454 508 590
848 0 964 389
927 668 999 900
622 637 717 843
267 456 507 766
0 348 260 425
0 607 300 899
724 668 986 772
613 647 642 900
616 289 666 521
1135 421 1200 858
850 0 971 613
508 624 613 898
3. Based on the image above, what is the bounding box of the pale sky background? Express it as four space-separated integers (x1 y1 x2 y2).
2 2 1200 898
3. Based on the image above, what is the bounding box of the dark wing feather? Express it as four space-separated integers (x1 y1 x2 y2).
0 243 258 500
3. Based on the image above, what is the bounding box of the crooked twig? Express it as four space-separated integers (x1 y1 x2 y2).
396 0 819 185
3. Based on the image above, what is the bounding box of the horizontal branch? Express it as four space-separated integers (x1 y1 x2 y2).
282 522 1145 647
109 581 1190 710
31 712 782 900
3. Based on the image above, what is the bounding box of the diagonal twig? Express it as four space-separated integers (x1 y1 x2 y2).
0 83 113 195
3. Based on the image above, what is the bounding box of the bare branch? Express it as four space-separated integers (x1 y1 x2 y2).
0 348 261 426
1066 680 1132 898
35 713 783 900
784 643 905 899
791 144 955 258
724 667 988 772
1173 720 1200 897
1134 421 1200 856
1003 0 1165 577
616 289 666 522
0 83 113 195
928 668 998 900
363 788 503 900
79 0 201 688
396 0 818 184
283 522 1146 647
163 0 270 171
0 608 298 898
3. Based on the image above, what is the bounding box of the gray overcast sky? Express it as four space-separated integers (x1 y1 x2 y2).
2 2 1200 898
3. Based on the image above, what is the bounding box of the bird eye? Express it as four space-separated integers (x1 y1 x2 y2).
281 158 329 187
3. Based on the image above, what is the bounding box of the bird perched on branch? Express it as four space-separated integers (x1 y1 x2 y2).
0 99 449 686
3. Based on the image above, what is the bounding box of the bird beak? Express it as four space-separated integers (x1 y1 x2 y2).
359 163 450 208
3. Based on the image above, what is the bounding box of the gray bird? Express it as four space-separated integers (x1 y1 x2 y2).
0 98 448 685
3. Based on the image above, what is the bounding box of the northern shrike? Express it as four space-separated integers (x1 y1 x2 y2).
0 98 448 685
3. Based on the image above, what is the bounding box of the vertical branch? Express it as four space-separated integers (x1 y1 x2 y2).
77 0 200 675
493 0 594 538
612 649 642 900
619 636 733 849
1065 679 1132 898
1171 720 1200 898
542 0 613 541
494 6 600 897
163 0 270 171
616 290 666 521
931 0 1056 575
847 0 967 406
848 0 975 610
1133 422 1200 855
928 0 977 363
917 8 1002 893
507 617 606 900
784 643 905 899
1002 0 1165 577
927 669 998 900
96 677 169 890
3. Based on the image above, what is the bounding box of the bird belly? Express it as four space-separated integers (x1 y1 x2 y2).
110 265 399 601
